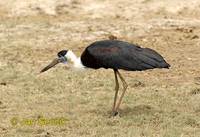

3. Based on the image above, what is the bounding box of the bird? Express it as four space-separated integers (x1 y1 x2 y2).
40 39 170 116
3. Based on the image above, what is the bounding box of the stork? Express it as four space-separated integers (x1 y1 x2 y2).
40 40 170 116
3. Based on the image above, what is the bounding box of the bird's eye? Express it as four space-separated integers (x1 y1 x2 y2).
59 56 67 63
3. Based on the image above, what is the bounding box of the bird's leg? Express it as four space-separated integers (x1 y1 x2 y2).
111 69 119 116
115 70 128 114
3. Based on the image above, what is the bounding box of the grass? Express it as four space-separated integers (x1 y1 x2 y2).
0 13 200 136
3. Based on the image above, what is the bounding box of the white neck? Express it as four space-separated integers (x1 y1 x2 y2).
66 50 85 69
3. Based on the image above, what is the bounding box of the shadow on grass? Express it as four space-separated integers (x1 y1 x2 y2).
121 104 159 116
88 104 161 118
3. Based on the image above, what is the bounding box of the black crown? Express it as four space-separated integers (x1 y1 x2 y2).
57 50 68 57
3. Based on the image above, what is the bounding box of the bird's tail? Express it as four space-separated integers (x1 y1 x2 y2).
159 60 170 69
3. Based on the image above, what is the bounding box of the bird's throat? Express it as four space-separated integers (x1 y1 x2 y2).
66 50 85 69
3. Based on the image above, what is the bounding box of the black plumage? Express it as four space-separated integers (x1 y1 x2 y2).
58 50 68 57
81 40 170 71
40 39 170 117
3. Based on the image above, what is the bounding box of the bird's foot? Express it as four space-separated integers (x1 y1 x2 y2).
109 111 119 117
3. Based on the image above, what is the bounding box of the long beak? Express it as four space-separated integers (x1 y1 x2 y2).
40 58 60 73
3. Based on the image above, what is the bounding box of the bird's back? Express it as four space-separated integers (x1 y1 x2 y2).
81 40 170 71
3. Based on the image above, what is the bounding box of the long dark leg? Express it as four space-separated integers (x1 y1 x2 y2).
115 70 128 113
112 69 119 116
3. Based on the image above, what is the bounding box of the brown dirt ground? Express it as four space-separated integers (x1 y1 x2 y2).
0 0 200 136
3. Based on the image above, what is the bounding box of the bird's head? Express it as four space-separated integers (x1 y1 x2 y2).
40 50 69 73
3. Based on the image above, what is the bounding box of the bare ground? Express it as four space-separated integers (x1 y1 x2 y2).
0 0 200 137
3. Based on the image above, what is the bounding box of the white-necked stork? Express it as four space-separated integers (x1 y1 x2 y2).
40 40 170 116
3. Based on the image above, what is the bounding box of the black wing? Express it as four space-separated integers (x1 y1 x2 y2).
81 40 170 71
